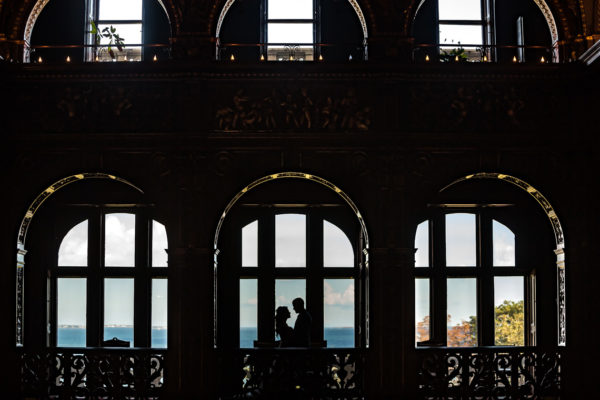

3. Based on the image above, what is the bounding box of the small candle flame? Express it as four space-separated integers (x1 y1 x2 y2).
66 56 71 63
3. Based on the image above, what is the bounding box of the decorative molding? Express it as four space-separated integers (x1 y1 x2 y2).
22 0 50 63
533 0 560 47
15 173 143 347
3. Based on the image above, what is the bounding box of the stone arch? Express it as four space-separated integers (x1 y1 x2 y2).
441 172 566 346
15 173 143 346
213 171 370 347
21 0 176 62
409 0 560 59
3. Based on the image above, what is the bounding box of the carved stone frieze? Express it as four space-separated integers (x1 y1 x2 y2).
215 87 371 132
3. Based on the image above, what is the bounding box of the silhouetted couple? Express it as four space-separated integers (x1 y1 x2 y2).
275 298 311 347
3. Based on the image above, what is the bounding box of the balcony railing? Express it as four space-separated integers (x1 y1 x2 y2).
217 347 364 399
416 346 562 399
412 43 558 63
18 347 166 399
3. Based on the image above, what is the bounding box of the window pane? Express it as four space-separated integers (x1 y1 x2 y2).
446 213 476 266
438 0 482 20
415 278 430 343
268 23 314 44
104 278 134 346
275 279 306 331
324 279 354 347
152 220 168 267
240 279 257 348
447 278 477 346
323 220 354 267
105 213 135 267
99 0 142 20
58 220 88 267
98 24 142 45
242 220 258 267
275 214 306 267
414 221 429 267
57 278 86 347
493 220 515 266
439 24 483 47
152 279 168 348
494 277 525 346
269 0 313 19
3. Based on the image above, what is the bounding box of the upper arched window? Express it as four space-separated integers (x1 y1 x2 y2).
217 0 367 61
54 209 168 348
412 0 553 62
29 0 170 63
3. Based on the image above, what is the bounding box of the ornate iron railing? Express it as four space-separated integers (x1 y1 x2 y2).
18 347 166 399
417 347 562 399
218 348 364 399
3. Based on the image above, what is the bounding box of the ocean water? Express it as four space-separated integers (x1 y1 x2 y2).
57 327 167 348
58 327 353 348
240 327 354 348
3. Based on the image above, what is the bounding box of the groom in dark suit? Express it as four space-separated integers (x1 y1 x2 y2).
292 297 311 347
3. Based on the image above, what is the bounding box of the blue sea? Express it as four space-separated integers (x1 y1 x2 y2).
58 327 353 348
58 327 167 348
240 327 354 348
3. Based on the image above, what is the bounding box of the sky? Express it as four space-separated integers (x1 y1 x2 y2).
57 213 168 328
415 213 523 327
58 210 521 337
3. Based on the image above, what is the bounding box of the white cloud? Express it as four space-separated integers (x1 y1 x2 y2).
324 281 354 305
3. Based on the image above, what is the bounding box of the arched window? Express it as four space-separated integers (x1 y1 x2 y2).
415 210 530 347
28 0 170 62
215 175 367 350
414 178 559 348
223 208 361 348
216 0 368 61
53 209 168 348
412 0 554 62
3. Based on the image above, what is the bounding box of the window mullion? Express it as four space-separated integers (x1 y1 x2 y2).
257 213 275 343
479 212 495 346
306 212 323 344
431 213 447 345
87 208 102 347
134 211 150 348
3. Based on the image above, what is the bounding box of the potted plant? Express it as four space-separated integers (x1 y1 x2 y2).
89 20 125 60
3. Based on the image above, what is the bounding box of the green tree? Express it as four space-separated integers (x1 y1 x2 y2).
495 300 524 346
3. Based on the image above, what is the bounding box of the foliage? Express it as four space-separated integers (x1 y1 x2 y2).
416 300 524 346
494 300 525 346
439 47 468 63
90 20 124 60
